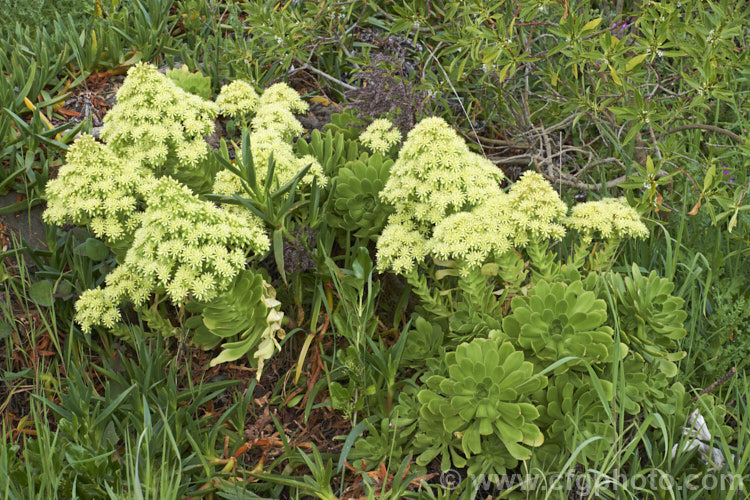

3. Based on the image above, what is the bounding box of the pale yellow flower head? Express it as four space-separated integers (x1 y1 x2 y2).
360 118 402 154
100 62 218 171
565 197 649 242
504 171 568 243
375 216 429 275
429 194 514 267
213 81 326 199
252 102 304 140
74 176 270 332
43 134 151 244
258 82 308 113
216 80 259 119
381 117 505 228
377 117 505 273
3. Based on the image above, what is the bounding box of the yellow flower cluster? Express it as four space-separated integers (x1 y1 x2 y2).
75 177 270 332
246 131 324 187
565 197 648 242
212 169 246 198
250 83 325 186
46 69 294 334
100 62 219 170
376 118 649 272
128 177 270 300
248 83 307 140
430 199 514 268
381 117 504 227
375 214 429 275
360 118 401 154
43 135 150 243
74 265 153 332
502 171 568 244
256 83 309 113
377 117 505 272
216 80 259 119
429 172 567 266
253 105 304 140
212 82 326 196
426 172 649 268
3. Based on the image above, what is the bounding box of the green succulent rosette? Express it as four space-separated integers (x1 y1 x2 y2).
350 389 420 471
605 263 687 376
400 315 445 367
413 338 546 474
331 153 394 240
534 371 614 464
186 269 284 378
616 354 684 417
348 417 409 471
502 280 625 372
166 65 212 100
294 128 361 177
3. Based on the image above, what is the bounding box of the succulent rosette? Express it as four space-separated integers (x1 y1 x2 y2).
502 280 624 372
414 338 546 474
331 153 394 240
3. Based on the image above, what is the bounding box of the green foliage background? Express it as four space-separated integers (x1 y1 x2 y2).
1 0 749 498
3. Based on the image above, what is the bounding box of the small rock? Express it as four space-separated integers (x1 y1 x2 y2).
205 120 224 150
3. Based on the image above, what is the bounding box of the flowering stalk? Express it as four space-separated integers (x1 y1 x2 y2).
100 62 219 173
44 134 150 245
75 176 269 332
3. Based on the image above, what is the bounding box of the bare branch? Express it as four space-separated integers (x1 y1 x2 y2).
663 124 743 143
294 64 357 91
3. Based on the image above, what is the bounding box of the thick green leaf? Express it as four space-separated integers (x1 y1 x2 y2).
29 280 54 307
74 238 110 261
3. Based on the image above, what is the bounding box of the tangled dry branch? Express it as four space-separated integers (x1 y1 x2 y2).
465 118 740 192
